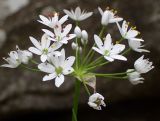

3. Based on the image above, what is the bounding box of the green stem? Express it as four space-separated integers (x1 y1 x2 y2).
99 26 106 39
82 81 91 96
20 64 40 72
72 79 81 121
30 59 38 65
122 48 132 55
93 70 134 77
100 76 128 79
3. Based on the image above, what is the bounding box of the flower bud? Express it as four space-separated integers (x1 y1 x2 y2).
101 11 109 26
74 26 81 38
81 30 88 44
71 42 78 50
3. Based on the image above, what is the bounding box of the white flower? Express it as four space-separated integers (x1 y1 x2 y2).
98 7 123 26
81 30 88 44
38 13 68 29
29 34 62 62
38 49 75 87
16 45 33 64
92 34 127 62
74 26 82 38
117 21 144 41
42 24 76 44
127 69 144 85
128 40 150 53
63 6 93 21
1 51 21 68
88 93 106 110
134 55 154 74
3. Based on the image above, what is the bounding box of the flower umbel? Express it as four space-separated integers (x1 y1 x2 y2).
1 6 155 121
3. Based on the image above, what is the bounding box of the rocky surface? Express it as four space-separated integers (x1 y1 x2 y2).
0 0 160 120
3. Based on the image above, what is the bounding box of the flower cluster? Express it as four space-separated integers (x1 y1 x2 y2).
1 6 154 112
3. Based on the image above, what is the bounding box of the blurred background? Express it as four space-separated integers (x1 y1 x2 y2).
0 0 160 121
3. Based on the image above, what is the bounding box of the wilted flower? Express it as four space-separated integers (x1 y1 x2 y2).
134 55 154 74
88 93 106 110
1 51 21 68
98 7 123 26
127 69 144 85
117 21 144 41
29 34 61 62
128 40 150 53
92 34 127 62
38 49 75 87
16 46 33 64
63 6 93 21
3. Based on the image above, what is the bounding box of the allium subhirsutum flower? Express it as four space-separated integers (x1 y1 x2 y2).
128 40 150 53
29 34 61 62
38 49 75 87
64 6 93 21
117 21 144 41
98 7 123 26
92 34 127 62
38 13 68 29
88 93 106 110
42 24 76 44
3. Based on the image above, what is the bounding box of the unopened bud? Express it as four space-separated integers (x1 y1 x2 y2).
71 42 78 50
81 30 88 45
74 26 81 38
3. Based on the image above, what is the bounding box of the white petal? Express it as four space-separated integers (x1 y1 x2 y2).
110 55 127 61
55 74 64 87
29 36 41 50
63 56 75 68
127 29 139 38
109 17 123 23
122 21 128 34
79 12 93 21
111 44 125 54
98 7 103 15
1 64 17 68
39 15 50 23
42 29 54 37
130 38 144 42
63 9 74 19
104 56 114 62
59 15 68 24
63 67 74 75
104 34 112 50
29 47 42 55
62 24 72 37
38 63 55 73
41 54 48 62
43 73 56 81
92 47 103 55
59 49 65 65
94 35 104 50
41 34 51 49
